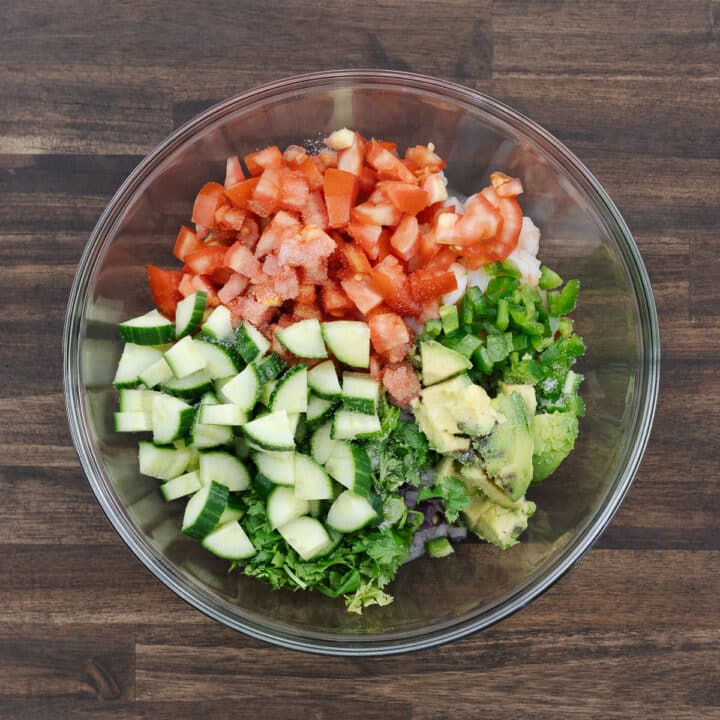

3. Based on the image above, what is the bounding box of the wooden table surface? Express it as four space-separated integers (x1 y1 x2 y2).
2 2 719 718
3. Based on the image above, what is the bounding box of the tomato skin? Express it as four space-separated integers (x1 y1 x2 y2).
192 182 226 227
224 155 245 188
183 245 228 275
173 226 204 261
147 265 183 320
408 267 458 302
370 255 421 316
368 312 410 353
378 181 428 215
244 146 284 176
340 277 384 315
389 214 420 261
323 168 360 228
225 176 261 209
358 165 377 196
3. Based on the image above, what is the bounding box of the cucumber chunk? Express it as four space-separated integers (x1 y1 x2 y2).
138 441 191 480
242 410 296 451
331 410 381 440
277 516 333 560
118 309 175 345
294 454 334 500
164 335 207 379
113 344 164 388
267 486 309 530
114 411 152 433
236 321 270 362
321 321 370 368
252 451 296 486
215 364 260 411
310 422 338 466
160 369 213 400
420 340 472 386
324 441 372 497
182 481 228 539
341 371 379 415
151 394 195 444
193 337 241 379
199 450 250 492
269 364 308 414
160 470 202 501
175 291 207 338
326 490 379 532
307 359 342 399
276 319 328 359
202 521 255 560
201 305 234 340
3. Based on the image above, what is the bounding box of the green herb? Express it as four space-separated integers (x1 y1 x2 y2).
417 476 471 523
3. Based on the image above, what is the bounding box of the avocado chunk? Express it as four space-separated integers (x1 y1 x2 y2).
476 392 534 501
460 464 526 510
499 382 537 415
531 412 579 483
420 340 472 386
462 494 536 549
411 374 501 453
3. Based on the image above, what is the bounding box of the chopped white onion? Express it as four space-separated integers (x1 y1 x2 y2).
441 263 467 305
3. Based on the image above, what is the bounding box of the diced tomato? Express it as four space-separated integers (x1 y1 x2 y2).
299 262 329 285
228 295 276 327
255 210 302 259
236 215 260 249
416 201 448 226
224 155 245 188
301 189 330 230
454 194 503 246
278 223 336 267
347 221 382 259
283 145 308 167
365 142 418 185
458 246 494 269
376 229 392 262
219 207 247 231
338 241 373 275
225 241 263 279
389 215 420 261
323 168 359 228
192 182 226 227
184 245 228 275
292 302 322 321
496 177 524 198
434 211 461 245
173 226 204 261
248 167 283 217
405 145 446 173
358 165 377 196
225 176 261 209
321 280 355 316
293 156 324 191
296 283 317 305
382 361 421 406
177 273 195 298
316 148 338 170
279 169 310 213
375 140 398 154
352 201 402 227
179 273 220 307
369 353 383 381
479 186 523 260
424 245 458 271
408 267 458 302
419 298 440 321
341 277 384 315
369 312 411 356
147 265 183 320
420 173 448 205
378 181 428 215
217 272 249 305
337 133 364 176
210 265 233 286
244 146 284 177
370 255 421 316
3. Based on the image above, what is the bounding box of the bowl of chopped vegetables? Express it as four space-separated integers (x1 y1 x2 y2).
64 70 659 655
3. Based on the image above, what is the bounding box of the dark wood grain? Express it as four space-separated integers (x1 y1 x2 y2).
1 1 718 718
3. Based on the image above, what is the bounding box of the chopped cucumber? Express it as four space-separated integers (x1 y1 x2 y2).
198 450 250 491
151 394 195 444
113 344 164 388
160 470 202 501
118 388 158 413
324 441 372 497
236 321 270 362
160 369 213 400
182 481 228 540
252 451 296 486
255 353 286 384
164 336 207 379
426 537 454 558
307 359 342 399
242 410 296 451
175 291 207 338
138 356 175 388
201 305 233 340
310 422 338 466
420 340 472 386
189 392 234 449
277 516 333 560
341 371 379 415
276 319 328 359
294 454 333 500
193 337 241 379
326 490 379 532
114 411 152 433
331 410 381 440
267 486 309 530
321 321 370 368
260 380 277 407
118 309 175 345
269 364 308 414
202 521 255 560
215 364 260 411
138 441 191 480
306 394 338 428
197 403 247 426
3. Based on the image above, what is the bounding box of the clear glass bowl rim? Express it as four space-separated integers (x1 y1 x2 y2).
63 69 660 656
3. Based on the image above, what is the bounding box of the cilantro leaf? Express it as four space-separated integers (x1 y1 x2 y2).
418 476 471 523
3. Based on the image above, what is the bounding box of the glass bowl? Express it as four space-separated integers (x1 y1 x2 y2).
63 70 659 655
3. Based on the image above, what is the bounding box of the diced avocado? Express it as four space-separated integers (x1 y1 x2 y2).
411 374 501 453
476 392 534 501
463 494 536 550
460 464 526 510
531 412 579 483
420 340 472 386
499 382 537 415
